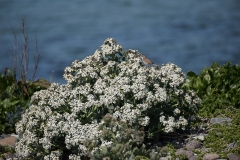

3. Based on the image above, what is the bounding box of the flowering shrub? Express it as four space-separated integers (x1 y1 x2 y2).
15 38 201 159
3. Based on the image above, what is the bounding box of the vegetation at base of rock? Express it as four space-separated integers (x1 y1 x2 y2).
0 145 15 158
204 108 240 157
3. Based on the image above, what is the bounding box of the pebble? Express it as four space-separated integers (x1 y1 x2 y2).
210 118 232 125
186 139 202 150
192 134 206 141
226 142 238 151
189 155 198 160
0 136 16 147
227 153 240 160
159 156 172 160
175 148 194 159
202 153 220 160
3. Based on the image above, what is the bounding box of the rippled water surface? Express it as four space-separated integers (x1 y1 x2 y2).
1 0 240 84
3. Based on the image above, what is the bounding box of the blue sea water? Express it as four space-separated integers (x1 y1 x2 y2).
1 0 240 84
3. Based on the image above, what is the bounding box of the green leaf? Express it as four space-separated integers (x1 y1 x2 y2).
10 99 20 106
3 99 11 109
187 71 197 78
230 83 240 89
6 85 14 94
203 74 211 83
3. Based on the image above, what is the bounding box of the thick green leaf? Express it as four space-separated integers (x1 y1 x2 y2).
186 62 240 117
187 71 197 78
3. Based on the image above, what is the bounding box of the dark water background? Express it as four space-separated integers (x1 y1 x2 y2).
1 0 240 84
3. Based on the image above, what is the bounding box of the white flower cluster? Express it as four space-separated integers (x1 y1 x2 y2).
15 38 201 159
159 115 188 133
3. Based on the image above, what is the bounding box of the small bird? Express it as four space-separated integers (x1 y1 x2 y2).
141 54 154 66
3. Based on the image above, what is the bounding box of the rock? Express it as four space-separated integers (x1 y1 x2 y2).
201 147 210 152
189 155 198 160
10 134 19 139
175 148 194 159
0 133 10 140
171 139 184 149
227 153 240 160
192 134 207 141
0 136 18 160
210 118 232 125
186 139 202 150
0 136 16 147
226 142 238 151
3 153 17 159
202 153 220 160
160 156 172 160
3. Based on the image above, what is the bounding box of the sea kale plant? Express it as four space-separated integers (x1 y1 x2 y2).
185 62 240 117
15 38 201 159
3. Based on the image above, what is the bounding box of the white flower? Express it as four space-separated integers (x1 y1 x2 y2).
140 116 150 126
101 141 113 148
69 154 82 160
173 108 181 115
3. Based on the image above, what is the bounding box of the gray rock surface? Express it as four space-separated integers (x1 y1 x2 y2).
189 155 198 160
192 134 207 141
227 153 240 160
210 117 232 125
159 156 172 160
226 142 238 151
202 153 220 160
0 136 16 147
186 139 202 150
175 148 194 159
